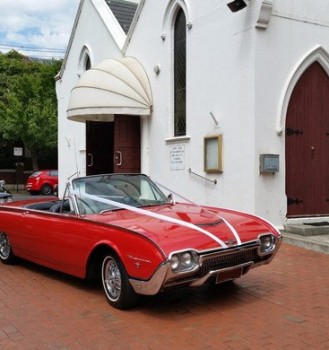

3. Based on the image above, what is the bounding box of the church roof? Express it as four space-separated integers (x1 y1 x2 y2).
105 0 138 34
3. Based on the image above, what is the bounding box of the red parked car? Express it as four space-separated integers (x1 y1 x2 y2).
0 173 282 309
25 170 58 195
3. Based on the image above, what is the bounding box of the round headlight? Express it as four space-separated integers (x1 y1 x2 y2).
169 251 199 272
263 237 272 248
181 252 192 267
170 255 179 270
260 235 275 253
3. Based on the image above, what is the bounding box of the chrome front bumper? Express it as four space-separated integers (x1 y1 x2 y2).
129 236 282 296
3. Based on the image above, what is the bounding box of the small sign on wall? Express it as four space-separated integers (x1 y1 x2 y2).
13 147 23 157
260 154 279 173
170 145 185 170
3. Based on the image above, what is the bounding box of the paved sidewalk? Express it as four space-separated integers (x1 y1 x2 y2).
0 242 328 349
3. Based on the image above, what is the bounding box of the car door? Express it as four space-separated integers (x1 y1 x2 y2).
16 210 90 277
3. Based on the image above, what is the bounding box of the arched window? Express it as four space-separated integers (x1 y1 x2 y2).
85 55 91 71
78 46 92 76
174 8 186 136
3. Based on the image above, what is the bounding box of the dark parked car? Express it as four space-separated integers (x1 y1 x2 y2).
25 170 58 195
0 180 12 203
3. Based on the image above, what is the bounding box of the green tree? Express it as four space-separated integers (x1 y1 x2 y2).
0 50 61 170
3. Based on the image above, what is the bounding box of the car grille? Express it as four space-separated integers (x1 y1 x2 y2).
199 248 259 274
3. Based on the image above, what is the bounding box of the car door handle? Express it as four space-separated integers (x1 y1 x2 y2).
114 151 122 166
87 153 93 167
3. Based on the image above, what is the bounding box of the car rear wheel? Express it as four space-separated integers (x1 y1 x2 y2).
41 184 52 195
101 253 137 309
0 232 16 264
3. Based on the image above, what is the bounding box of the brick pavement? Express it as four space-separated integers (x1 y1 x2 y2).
0 242 328 350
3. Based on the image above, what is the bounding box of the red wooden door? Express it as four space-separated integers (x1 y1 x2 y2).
286 62 329 217
113 115 141 173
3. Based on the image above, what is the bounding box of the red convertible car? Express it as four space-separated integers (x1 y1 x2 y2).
0 174 282 309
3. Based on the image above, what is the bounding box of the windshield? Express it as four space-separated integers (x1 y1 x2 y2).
71 174 169 214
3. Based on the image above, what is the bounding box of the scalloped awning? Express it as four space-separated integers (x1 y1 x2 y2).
67 57 152 122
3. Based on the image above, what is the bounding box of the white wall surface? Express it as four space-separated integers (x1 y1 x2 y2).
56 0 125 194
253 0 329 224
57 0 329 227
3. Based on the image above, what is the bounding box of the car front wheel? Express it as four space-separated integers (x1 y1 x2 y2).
41 184 52 195
101 253 137 309
0 232 16 264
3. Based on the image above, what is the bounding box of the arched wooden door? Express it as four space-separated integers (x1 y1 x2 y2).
286 62 329 217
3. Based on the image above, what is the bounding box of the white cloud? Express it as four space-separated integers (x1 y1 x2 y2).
0 0 80 59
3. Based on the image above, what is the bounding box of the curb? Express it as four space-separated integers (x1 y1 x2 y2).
283 232 329 255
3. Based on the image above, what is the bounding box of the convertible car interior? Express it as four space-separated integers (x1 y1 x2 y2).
24 200 72 213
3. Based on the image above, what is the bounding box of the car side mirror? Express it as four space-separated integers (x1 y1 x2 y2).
167 193 175 204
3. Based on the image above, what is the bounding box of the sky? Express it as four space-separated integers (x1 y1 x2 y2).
0 0 80 60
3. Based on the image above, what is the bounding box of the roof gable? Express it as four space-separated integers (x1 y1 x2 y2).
105 0 138 34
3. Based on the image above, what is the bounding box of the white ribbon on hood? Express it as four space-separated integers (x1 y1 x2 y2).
71 190 229 248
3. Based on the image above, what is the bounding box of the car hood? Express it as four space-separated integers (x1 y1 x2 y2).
92 203 277 255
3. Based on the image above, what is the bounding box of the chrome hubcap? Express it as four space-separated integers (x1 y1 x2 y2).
103 257 121 301
0 233 10 259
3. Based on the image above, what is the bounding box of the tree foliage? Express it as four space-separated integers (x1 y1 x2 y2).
0 50 62 170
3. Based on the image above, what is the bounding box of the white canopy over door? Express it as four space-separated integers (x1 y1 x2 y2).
67 56 152 122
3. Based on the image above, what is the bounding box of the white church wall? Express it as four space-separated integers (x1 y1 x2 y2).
56 0 125 194
57 0 329 226
124 0 259 212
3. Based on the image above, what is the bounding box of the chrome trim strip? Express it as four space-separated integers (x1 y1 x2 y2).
129 263 169 296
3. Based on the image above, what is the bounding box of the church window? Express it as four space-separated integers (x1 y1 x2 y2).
174 8 186 136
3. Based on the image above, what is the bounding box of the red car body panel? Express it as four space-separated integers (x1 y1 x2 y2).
0 203 165 279
0 199 279 280
92 203 273 255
